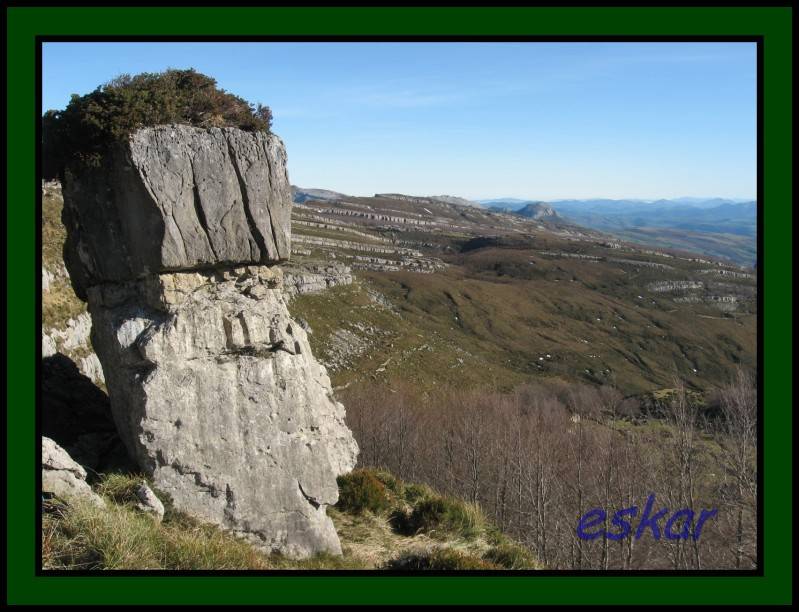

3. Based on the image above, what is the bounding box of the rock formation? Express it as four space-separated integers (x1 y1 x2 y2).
62 125 292 300
134 483 165 522
42 436 105 508
60 125 358 557
282 262 353 297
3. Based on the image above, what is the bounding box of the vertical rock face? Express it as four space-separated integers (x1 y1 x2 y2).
60 126 358 557
62 125 292 300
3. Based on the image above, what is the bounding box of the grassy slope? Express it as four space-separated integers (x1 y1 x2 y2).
42 190 86 331
40 187 754 569
40 189 538 571
42 470 539 571
291 249 756 395
602 226 756 268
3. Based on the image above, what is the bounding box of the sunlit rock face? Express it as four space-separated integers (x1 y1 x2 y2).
62 125 292 300
61 126 357 557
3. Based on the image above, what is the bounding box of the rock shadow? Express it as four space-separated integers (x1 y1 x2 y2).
41 353 135 477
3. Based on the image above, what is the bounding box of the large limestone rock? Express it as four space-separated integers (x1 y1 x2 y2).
60 125 358 558
62 125 292 299
86 266 357 555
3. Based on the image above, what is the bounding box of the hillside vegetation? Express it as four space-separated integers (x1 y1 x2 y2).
285 190 757 570
41 187 84 331
43 469 538 570
291 255 755 395
338 374 757 570
42 175 757 570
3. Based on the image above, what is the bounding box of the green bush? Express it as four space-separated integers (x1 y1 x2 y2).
396 495 487 540
42 68 272 178
371 469 401 494
402 482 435 505
95 472 148 505
482 541 539 569
384 549 501 570
336 469 391 515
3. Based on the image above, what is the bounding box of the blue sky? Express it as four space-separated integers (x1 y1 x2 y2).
42 42 756 200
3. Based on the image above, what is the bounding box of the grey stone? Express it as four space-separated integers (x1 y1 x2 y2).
42 436 105 507
62 125 292 299
42 267 55 292
42 333 57 358
86 267 358 557
78 352 105 385
135 483 165 522
282 262 353 297
60 124 357 557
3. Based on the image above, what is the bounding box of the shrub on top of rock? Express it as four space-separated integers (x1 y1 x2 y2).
42 68 272 178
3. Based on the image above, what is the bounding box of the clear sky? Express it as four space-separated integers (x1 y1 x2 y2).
42 42 756 200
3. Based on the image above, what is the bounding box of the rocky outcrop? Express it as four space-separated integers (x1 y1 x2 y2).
42 437 105 507
41 312 105 385
135 483 165 522
608 258 674 270
43 312 92 353
85 266 357 556
282 263 353 297
292 218 393 243
292 234 422 257
42 263 69 293
61 125 292 299
311 206 434 227
514 202 560 221
539 251 602 261
41 353 123 470
60 126 358 558
42 267 55 292
374 193 481 208
698 268 754 280
646 280 704 293
350 255 446 273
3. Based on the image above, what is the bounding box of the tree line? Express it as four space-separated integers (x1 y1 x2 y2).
341 369 757 570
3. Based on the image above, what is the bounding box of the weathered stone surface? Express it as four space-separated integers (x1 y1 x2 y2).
62 125 292 299
646 280 704 293
135 483 165 522
60 124 357 557
42 263 69 293
86 266 358 557
42 267 55 293
282 262 353 297
42 437 105 507
41 312 105 384
42 333 57 358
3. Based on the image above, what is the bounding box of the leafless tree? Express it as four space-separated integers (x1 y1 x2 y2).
340 373 757 570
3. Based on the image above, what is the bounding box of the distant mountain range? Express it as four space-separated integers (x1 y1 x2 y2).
548 199 756 236
291 186 350 203
480 197 754 213
293 188 757 265
478 197 756 266
486 201 561 222
293 186 483 209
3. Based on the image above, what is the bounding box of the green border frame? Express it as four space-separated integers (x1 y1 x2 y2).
6 5 792 606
